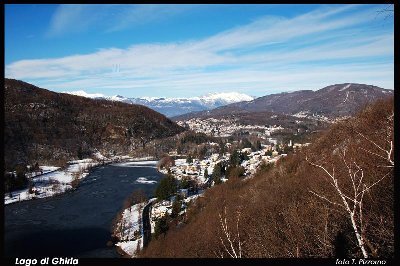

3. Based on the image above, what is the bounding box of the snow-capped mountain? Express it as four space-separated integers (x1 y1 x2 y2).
173 83 394 121
62 91 254 117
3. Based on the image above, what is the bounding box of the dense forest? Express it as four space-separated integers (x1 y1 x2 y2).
139 97 394 258
4 79 185 169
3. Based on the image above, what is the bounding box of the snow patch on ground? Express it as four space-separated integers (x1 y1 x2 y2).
174 159 187 166
183 192 203 204
93 151 107 160
293 111 311 118
4 160 98 205
130 160 159 165
135 177 157 184
150 200 172 234
39 166 59 172
4 152 153 205
339 83 352 91
126 156 155 161
113 161 158 168
114 202 146 257
116 239 141 257
343 91 350 103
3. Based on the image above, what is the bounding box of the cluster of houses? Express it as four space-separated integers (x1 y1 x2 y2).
150 143 299 223
292 111 350 123
177 117 285 138
161 140 312 182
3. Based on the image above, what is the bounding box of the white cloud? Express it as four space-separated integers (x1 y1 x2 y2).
46 4 194 37
46 5 101 37
7 4 394 97
106 4 194 32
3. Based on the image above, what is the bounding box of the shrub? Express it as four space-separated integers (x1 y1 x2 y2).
123 189 147 208
157 155 175 170
226 165 245 179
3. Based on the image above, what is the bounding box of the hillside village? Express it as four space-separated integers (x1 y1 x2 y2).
177 117 284 137
151 147 286 221
152 140 312 223
115 139 312 257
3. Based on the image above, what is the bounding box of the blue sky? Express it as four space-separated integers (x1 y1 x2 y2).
5 4 394 98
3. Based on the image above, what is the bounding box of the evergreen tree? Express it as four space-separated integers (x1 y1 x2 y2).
240 152 249 162
252 140 262 151
77 146 84 160
171 199 182 218
212 163 222 185
32 162 40 172
219 141 225 155
155 174 177 200
204 168 209 179
4 173 13 193
14 165 28 190
176 145 182 155
241 138 252 149
230 150 241 166
198 145 208 159
257 140 262 150
179 177 191 189
154 216 169 239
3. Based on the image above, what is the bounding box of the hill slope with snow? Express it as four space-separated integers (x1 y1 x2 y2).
173 83 393 121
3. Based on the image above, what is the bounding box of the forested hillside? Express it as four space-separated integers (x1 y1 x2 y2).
139 97 394 258
4 79 185 169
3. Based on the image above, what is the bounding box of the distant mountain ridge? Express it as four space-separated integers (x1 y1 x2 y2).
62 91 254 117
173 83 393 121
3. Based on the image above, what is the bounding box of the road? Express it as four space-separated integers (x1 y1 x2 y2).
142 201 153 248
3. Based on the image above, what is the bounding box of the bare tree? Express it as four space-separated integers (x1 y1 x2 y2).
356 111 394 168
215 206 243 258
306 128 393 258
376 4 394 20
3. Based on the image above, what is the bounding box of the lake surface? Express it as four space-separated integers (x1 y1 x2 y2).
4 161 163 258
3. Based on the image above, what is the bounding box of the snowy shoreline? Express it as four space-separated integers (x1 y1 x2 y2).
113 198 158 257
4 155 158 205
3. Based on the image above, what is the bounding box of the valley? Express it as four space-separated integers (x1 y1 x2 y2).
3 79 394 260
4 3 395 262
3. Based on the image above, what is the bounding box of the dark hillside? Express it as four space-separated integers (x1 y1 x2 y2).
4 79 185 168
